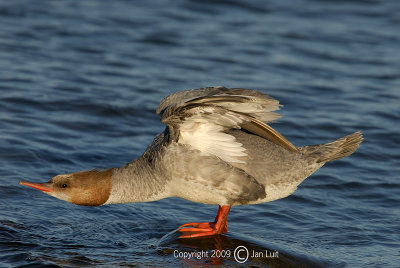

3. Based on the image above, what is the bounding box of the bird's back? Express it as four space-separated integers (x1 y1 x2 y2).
229 130 321 187
228 130 362 204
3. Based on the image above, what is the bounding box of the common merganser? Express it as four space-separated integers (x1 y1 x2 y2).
19 87 363 238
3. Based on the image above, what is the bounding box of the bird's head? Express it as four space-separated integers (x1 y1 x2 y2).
19 169 113 206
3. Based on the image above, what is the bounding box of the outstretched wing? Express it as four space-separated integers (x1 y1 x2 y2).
157 86 298 164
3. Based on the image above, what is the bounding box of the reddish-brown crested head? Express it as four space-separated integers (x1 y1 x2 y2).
19 169 114 206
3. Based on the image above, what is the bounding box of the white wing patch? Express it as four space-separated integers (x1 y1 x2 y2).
157 87 286 163
179 119 247 164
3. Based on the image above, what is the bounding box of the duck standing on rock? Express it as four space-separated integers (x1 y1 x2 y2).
20 87 363 238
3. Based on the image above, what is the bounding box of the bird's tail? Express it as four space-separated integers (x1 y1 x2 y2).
303 131 363 163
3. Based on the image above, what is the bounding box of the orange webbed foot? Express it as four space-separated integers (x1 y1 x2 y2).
178 205 231 239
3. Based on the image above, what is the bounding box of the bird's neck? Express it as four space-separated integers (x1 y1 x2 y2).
105 156 169 204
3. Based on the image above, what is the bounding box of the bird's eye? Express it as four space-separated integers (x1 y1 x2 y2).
61 184 67 188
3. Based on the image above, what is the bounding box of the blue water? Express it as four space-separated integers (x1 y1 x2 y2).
1 0 399 267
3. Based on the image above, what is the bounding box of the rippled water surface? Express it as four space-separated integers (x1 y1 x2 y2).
1 0 399 267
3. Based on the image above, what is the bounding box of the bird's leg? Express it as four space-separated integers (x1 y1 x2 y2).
178 205 227 231
178 205 231 238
